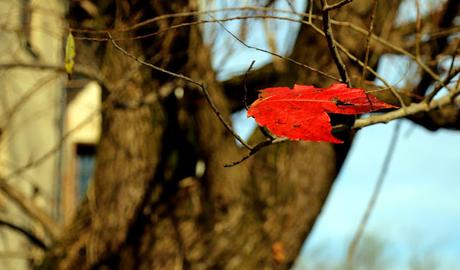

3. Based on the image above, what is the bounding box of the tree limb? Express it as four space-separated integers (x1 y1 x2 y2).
0 62 111 92
0 216 48 250
354 86 460 128
0 180 59 240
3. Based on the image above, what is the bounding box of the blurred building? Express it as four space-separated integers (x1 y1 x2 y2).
0 1 99 268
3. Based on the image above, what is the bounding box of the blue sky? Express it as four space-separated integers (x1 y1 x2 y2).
209 0 459 269
299 119 460 269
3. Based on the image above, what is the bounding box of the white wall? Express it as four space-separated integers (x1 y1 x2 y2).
0 0 65 268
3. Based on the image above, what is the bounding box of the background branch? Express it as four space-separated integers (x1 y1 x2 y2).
0 63 110 92
0 180 59 240
0 216 48 250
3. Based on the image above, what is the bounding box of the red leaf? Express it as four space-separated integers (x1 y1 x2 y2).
247 83 396 143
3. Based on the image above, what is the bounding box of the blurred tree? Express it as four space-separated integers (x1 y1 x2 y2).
298 234 390 270
0 0 458 269
349 235 390 270
298 233 444 270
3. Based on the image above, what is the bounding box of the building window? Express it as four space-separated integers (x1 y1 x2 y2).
75 143 95 201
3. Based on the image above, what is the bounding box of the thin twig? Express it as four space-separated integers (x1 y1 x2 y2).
4 108 100 180
320 0 351 85
306 21 406 106
284 0 297 12
258 126 276 140
446 43 459 76
140 12 411 105
0 216 49 250
131 12 424 100
227 123 352 167
2 73 59 129
107 33 253 151
360 0 378 110
224 138 287 167
360 0 378 86
425 65 460 102
207 14 340 82
331 19 448 91
308 0 314 24
334 40 407 107
0 62 110 92
243 60 256 110
117 13 410 106
0 180 59 240
346 120 401 268
69 6 299 34
415 0 422 60
323 0 353 12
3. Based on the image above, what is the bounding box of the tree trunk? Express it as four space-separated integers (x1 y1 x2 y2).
40 0 403 269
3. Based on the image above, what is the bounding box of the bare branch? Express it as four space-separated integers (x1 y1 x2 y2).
1 74 59 129
4 108 99 181
0 180 59 240
224 138 288 167
0 216 48 250
306 21 407 106
229 84 460 167
243 60 256 110
107 33 253 151
0 62 111 92
360 0 378 86
138 13 420 107
323 0 353 12
425 66 460 102
206 13 340 82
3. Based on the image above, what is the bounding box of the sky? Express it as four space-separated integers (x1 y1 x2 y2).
299 119 460 269
209 0 459 269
